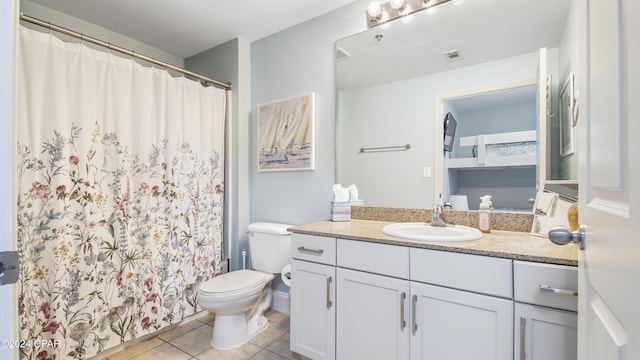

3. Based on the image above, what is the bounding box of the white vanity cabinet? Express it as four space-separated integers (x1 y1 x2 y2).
335 239 512 360
513 261 578 360
289 231 578 360
290 234 336 360
336 240 410 360
410 248 514 360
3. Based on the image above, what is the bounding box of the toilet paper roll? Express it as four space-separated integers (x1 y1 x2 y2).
281 264 292 287
450 195 469 210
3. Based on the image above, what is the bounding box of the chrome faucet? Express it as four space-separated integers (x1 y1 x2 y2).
430 204 448 227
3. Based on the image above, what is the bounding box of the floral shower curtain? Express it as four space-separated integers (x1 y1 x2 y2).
16 26 227 359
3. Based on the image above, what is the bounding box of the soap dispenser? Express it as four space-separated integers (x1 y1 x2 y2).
478 195 493 233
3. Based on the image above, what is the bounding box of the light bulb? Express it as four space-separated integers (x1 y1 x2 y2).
399 4 412 16
367 2 382 17
379 10 389 22
390 0 405 9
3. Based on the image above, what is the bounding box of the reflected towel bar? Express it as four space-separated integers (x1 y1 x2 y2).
359 144 411 153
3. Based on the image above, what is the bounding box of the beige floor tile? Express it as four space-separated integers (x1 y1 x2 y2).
103 309 293 360
249 349 286 360
170 323 214 356
266 310 290 329
196 341 262 360
249 324 289 348
197 311 216 325
130 343 191 360
157 319 205 342
265 333 296 359
107 337 165 360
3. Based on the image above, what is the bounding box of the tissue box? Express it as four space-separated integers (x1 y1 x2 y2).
331 201 351 222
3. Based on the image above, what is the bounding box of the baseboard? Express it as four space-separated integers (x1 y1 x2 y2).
272 290 290 314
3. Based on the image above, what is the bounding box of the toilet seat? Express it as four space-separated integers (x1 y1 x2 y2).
200 269 271 300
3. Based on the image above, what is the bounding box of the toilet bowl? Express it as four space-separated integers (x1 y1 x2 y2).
199 269 274 349
198 222 292 350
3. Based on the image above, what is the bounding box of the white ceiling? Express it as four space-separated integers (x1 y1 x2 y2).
26 0 358 58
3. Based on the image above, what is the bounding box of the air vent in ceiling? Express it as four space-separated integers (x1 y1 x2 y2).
443 49 462 62
336 47 351 62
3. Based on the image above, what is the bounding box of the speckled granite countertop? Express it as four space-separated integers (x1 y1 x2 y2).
289 219 578 267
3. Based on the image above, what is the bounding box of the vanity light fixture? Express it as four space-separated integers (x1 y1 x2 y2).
423 0 438 15
367 0 463 28
367 1 389 25
390 0 412 16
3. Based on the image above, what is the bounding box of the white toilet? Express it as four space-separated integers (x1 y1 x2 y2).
198 222 292 350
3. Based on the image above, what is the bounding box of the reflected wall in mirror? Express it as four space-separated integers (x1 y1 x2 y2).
336 0 579 210
531 180 578 238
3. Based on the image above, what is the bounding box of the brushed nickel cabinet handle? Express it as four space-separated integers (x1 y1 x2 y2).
411 294 418 334
326 276 332 309
520 317 526 360
400 292 407 330
539 284 578 296
297 246 324 255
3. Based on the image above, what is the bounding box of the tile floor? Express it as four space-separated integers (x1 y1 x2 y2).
92 310 305 360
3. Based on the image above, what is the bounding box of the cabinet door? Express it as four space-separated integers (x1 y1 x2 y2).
514 303 577 360
410 282 513 360
337 268 410 360
290 259 336 360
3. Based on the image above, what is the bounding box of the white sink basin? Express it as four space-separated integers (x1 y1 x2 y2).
382 222 483 242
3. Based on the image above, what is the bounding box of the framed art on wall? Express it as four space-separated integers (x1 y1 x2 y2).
559 73 575 158
258 93 315 171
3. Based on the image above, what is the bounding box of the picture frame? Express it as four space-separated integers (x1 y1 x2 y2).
258 93 315 171
559 73 575 158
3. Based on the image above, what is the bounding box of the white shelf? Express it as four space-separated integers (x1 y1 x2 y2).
446 154 537 169
449 130 537 170
459 130 537 147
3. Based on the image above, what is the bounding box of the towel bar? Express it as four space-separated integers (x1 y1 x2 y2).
359 144 411 153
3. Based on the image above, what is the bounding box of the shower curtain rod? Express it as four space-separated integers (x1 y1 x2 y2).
19 12 232 90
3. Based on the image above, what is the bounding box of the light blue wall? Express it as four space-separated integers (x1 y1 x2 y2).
186 39 252 272
249 0 369 226
556 0 579 180
20 1 183 67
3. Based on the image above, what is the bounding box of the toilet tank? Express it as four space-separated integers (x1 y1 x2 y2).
247 222 293 273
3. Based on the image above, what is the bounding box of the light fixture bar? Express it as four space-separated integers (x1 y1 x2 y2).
366 0 457 28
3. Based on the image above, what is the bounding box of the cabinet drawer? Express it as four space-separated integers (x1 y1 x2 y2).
337 239 409 279
514 261 578 312
410 248 513 298
292 234 336 265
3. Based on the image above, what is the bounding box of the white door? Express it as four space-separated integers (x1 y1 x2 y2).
537 47 549 186
0 1 18 359
336 268 410 360
290 259 336 360
410 282 513 360
514 303 577 360
577 0 640 358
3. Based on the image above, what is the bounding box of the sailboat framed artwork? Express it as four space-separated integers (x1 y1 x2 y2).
258 93 316 171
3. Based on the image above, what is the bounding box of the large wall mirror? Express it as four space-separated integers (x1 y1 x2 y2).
336 0 578 211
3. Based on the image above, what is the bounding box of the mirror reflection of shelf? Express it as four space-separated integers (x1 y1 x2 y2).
446 130 537 169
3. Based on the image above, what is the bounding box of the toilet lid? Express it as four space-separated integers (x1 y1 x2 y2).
199 269 267 294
